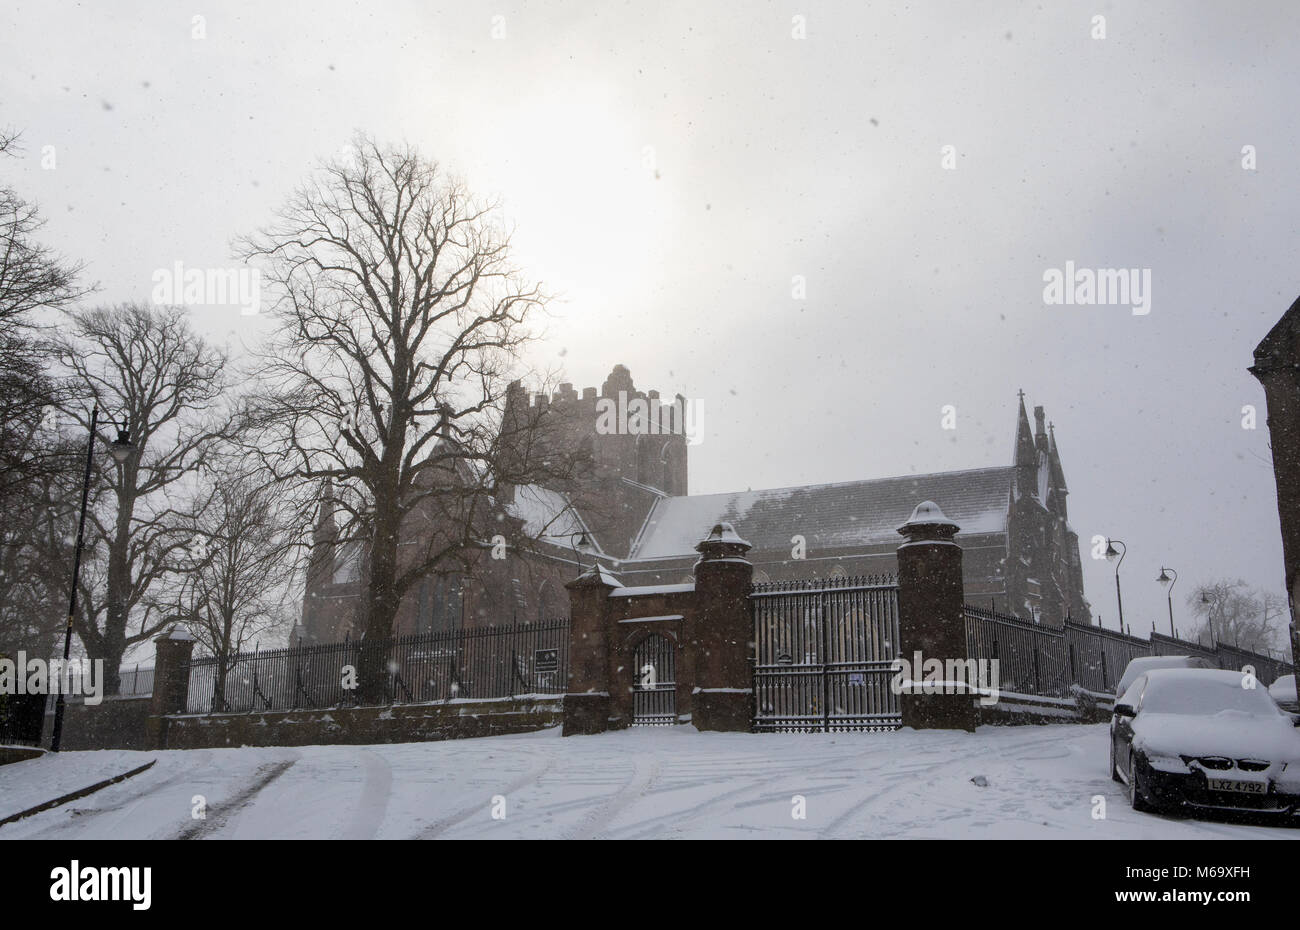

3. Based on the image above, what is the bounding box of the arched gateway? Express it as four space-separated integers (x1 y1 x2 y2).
631 633 676 725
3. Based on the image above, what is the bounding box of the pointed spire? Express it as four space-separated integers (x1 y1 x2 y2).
1048 422 1068 497
314 477 338 546
1014 390 1036 468
1013 391 1039 503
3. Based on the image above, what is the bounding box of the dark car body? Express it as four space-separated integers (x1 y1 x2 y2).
1110 668 1300 816
1269 674 1300 715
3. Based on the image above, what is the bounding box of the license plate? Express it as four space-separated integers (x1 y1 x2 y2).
1207 778 1266 794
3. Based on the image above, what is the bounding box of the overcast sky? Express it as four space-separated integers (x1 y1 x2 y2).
4 0 1298 641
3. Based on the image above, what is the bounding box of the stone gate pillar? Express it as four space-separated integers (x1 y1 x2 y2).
691 523 754 732
896 501 976 731
147 626 195 748
1249 304 1300 705
562 563 620 736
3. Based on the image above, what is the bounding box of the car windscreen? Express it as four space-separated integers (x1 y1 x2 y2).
1117 658 1204 694
1141 677 1278 716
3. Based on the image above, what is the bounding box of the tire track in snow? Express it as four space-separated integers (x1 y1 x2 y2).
565 753 662 840
623 775 776 839
174 756 299 840
340 747 393 840
418 751 554 839
13 751 215 840
818 730 1082 838
628 740 954 839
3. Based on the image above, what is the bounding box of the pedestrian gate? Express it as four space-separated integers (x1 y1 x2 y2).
632 633 676 726
751 576 901 732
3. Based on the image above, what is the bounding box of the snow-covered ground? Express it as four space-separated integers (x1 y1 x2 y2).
1 724 1296 839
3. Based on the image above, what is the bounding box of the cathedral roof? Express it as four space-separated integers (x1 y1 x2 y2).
626 465 1013 560
505 484 593 548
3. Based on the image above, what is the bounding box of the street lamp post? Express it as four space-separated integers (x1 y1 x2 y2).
569 530 593 577
50 405 133 752
1200 592 1219 647
1104 538 1126 632
1157 566 1178 638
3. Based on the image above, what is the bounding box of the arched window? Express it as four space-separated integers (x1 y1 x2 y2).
428 574 463 632
417 579 430 634
660 440 685 496
537 579 559 622
636 435 655 485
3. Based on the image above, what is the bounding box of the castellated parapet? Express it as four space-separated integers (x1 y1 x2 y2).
502 364 689 498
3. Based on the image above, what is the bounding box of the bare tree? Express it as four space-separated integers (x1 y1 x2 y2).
52 304 228 692
172 465 300 712
1186 579 1285 655
236 137 571 699
0 128 94 660
0 130 88 331
0 465 82 658
0 128 90 509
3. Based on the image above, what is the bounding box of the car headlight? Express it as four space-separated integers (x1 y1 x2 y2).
1143 752 1191 774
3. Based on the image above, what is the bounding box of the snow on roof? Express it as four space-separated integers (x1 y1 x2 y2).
506 484 590 547
610 582 696 597
696 522 752 549
574 562 622 587
629 466 1012 560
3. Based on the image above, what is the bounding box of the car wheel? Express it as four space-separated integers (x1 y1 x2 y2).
1128 757 1156 813
1110 740 1121 783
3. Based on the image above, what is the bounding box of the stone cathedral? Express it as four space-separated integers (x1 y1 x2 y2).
296 365 1090 643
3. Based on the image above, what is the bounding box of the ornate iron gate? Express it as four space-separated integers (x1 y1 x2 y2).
752 576 900 732
632 634 676 726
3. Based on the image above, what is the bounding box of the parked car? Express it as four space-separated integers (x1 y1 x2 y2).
1114 655 1215 699
1269 674 1299 714
1110 668 1300 815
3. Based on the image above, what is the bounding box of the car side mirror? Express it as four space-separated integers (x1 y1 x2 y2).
1114 703 1137 718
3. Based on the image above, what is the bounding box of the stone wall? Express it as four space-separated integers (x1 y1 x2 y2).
159 696 562 749
40 696 155 751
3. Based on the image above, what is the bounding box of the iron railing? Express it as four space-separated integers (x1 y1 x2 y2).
964 604 1294 698
180 620 570 714
38 663 157 713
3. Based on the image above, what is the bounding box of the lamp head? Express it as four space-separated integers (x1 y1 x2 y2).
1157 568 1172 588
1104 540 1120 562
109 425 134 464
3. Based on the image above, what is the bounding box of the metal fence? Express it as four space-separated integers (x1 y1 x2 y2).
751 575 901 732
38 663 156 712
181 620 570 714
964 605 1072 696
117 664 154 697
964 604 1294 698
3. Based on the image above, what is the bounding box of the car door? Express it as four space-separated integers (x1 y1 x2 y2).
1113 675 1145 780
